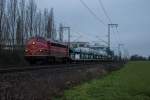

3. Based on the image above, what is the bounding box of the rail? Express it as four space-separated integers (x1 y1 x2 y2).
0 63 104 74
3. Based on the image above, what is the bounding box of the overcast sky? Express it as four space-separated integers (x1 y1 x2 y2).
36 0 150 57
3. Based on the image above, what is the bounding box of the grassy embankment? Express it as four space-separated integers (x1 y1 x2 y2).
54 61 150 100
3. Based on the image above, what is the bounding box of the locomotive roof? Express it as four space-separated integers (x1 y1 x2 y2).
46 38 68 46
28 36 67 46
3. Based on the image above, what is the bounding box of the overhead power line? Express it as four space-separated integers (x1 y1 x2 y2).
79 0 106 26
98 0 123 48
98 0 112 24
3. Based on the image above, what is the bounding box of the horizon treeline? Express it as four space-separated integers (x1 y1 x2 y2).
0 0 59 50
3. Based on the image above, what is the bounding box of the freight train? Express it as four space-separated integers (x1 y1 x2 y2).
25 36 113 64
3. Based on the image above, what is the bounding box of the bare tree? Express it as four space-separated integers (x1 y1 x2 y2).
59 24 63 42
33 11 42 36
0 0 6 50
26 0 37 37
46 8 55 39
37 11 42 36
43 8 48 37
19 0 25 45
7 0 18 50
16 16 21 45
0 0 58 51
2 14 10 46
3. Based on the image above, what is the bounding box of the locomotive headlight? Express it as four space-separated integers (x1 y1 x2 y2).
32 42 36 45
40 49 42 52
25 50 28 52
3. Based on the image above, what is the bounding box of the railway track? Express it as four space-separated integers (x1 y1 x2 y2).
0 62 105 74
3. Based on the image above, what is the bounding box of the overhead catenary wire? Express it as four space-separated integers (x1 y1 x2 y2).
54 1 112 47
97 0 118 48
79 0 106 26
54 1 108 44
98 0 123 50
98 0 112 24
79 0 110 44
54 16 93 42
71 30 96 42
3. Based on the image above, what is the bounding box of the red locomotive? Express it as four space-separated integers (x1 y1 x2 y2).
25 37 69 64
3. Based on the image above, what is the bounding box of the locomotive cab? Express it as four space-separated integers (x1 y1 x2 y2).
25 37 49 64
25 36 70 64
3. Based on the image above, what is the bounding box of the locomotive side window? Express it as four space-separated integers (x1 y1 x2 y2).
51 43 67 48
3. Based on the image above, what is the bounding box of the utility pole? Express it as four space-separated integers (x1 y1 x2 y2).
60 26 71 48
118 44 124 60
59 24 63 42
108 24 118 50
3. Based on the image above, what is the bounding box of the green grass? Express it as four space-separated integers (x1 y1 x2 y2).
54 61 150 100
